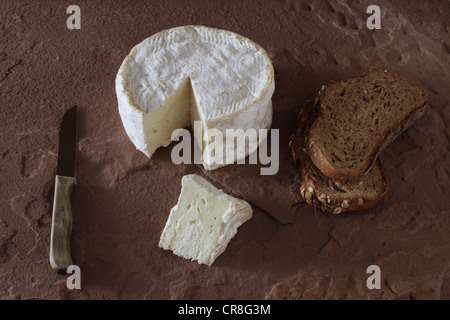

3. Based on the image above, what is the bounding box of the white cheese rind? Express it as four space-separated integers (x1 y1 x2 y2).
116 25 274 168
159 174 253 266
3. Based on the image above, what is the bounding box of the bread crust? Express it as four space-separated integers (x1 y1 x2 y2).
305 68 428 181
299 159 388 214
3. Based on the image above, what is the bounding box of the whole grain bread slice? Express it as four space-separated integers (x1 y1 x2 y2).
290 100 388 213
305 69 428 181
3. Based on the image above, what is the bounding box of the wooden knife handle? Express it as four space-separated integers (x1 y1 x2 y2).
50 175 76 274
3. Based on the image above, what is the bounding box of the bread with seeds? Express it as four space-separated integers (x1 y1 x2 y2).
290 100 388 213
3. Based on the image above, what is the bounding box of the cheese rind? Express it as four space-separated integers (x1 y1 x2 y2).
159 174 252 266
116 25 274 169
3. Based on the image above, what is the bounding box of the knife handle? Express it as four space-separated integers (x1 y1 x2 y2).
50 175 76 274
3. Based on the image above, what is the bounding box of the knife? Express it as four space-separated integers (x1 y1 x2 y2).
50 105 78 274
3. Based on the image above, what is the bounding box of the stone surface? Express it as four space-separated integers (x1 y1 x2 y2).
0 0 449 299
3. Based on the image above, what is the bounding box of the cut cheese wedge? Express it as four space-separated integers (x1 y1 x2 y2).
159 174 252 266
116 25 274 170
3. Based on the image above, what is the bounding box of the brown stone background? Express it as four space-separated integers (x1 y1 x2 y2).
0 0 449 299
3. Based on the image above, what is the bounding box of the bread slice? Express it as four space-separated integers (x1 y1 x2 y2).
305 69 428 181
290 100 388 213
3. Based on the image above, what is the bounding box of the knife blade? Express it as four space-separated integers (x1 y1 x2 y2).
50 105 78 274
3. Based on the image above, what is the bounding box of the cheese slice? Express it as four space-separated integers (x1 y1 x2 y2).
116 25 274 170
159 174 252 266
